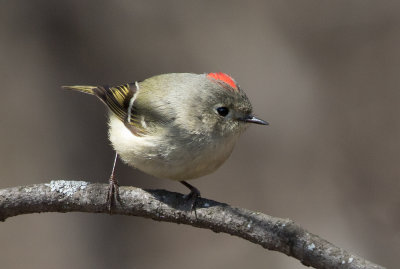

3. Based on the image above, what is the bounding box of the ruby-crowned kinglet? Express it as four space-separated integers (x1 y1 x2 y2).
64 73 267 210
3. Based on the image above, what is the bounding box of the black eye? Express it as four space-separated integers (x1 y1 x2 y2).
216 107 229 117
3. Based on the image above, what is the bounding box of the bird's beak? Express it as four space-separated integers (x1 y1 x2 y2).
244 115 269 125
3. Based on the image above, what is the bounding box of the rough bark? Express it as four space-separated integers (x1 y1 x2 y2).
0 180 385 269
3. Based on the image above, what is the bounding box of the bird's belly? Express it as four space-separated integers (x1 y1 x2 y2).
108 115 238 180
126 146 231 180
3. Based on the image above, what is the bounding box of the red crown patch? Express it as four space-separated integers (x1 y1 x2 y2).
207 72 238 91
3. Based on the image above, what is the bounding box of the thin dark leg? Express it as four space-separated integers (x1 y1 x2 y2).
180 181 201 211
106 152 120 213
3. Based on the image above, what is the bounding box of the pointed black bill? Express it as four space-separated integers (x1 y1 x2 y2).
244 115 269 125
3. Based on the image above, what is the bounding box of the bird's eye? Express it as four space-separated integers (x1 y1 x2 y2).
216 107 229 117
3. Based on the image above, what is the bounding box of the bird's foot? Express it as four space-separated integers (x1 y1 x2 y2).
106 174 121 214
181 181 201 213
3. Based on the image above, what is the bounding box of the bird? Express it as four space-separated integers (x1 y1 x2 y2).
63 72 268 211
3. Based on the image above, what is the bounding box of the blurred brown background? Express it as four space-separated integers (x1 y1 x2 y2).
1 1 399 268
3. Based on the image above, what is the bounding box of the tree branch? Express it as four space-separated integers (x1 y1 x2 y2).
0 180 384 269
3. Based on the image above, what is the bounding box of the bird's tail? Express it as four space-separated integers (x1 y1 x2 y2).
64 82 143 136
62 83 142 134
62 85 96 95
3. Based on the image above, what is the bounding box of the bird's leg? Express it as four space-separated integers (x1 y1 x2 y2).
106 152 121 213
180 181 201 211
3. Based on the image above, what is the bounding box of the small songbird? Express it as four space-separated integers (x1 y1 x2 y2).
63 73 267 210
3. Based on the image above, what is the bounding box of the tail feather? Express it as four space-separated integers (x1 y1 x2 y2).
63 83 144 136
62 85 96 95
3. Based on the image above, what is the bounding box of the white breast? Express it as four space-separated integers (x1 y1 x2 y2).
107 114 239 180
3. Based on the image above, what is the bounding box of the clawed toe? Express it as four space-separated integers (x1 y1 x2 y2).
180 181 201 212
106 176 120 213
106 153 121 214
